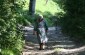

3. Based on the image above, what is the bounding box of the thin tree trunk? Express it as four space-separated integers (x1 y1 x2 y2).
45 0 48 5
29 0 36 16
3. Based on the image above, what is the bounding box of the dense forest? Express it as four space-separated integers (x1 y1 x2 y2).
0 0 85 55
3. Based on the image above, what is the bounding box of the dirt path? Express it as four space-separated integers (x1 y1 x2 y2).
21 26 85 55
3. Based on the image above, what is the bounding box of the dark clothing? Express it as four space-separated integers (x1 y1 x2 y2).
34 19 48 43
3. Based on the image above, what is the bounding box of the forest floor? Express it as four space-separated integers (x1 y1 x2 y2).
21 26 85 55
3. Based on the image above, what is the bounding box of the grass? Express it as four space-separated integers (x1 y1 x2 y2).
23 0 63 15
36 0 58 14
22 0 64 26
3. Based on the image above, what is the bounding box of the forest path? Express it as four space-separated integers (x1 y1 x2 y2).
21 26 85 55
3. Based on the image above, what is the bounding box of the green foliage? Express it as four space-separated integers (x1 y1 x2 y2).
35 0 64 26
59 0 85 42
0 0 26 55
36 0 62 15
25 0 64 26
52 0 66 9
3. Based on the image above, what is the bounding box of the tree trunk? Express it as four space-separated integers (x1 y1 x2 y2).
29 0 36 16
46 0 48 4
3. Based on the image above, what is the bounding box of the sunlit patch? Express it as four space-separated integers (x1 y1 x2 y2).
0 49 1 52
53 45 75 48
55 46 85 54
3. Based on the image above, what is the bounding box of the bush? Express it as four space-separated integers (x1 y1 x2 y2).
0 0 25 55
59 0 85 42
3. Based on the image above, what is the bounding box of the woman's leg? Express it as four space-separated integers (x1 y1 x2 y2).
39 43 45 50
42 43 45 49
36 33 42 50
39 43 42 50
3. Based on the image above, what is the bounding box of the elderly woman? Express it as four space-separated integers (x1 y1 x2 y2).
33 14 48 50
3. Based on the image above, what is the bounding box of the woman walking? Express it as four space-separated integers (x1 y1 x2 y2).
33 14 48 50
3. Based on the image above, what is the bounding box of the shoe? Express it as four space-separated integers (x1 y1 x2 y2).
39 48 42 50
39 48 44 50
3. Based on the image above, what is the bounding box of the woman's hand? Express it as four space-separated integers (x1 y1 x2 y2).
45 30 48 33
33 31 37 35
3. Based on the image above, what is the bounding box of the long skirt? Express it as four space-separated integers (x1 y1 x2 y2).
37 28 48 44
